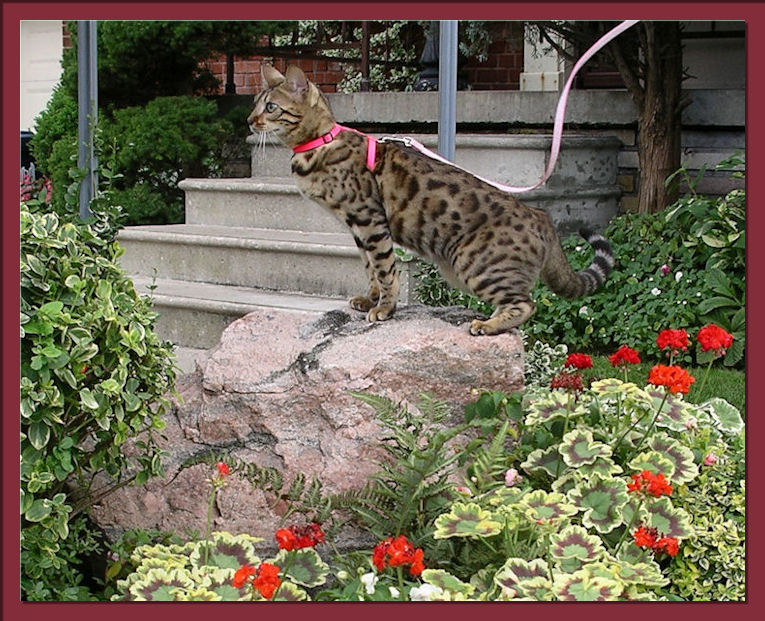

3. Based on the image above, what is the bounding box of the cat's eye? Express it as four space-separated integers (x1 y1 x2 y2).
265 102 279 113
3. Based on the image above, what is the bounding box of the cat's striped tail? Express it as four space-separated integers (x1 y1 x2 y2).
543 228 614 299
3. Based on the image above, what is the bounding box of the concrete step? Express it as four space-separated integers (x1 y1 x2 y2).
118 224 369 298
131 276 348 349
179 177 347 233
173 346 210 375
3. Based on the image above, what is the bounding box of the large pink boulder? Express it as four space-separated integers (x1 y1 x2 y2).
90 306 524 548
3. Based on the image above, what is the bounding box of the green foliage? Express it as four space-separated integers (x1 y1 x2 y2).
665 435 745 600
527 155 745 365
20 191 177 599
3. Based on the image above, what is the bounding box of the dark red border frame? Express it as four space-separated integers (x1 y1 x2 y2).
3 3 762 620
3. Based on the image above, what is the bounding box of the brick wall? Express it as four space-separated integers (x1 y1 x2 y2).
462 22 524 91
208 22 525 94
206 55 347 95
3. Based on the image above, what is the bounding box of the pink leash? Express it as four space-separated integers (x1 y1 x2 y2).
384 20 639 194
293 20 638 187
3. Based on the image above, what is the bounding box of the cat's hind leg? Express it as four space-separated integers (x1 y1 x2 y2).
469 295 535 336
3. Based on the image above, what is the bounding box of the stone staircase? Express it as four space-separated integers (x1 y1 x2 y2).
118 132 621 372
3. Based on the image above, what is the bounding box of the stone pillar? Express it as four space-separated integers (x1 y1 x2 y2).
519 24 569 92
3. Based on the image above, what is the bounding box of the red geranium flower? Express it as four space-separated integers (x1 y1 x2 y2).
648 364 695 395
550 371 584 392
564 353 593 370
609 345 641 367
654 536 680 557
216 462 231 477
372 535 425 576
633 525 659 549
275 522 325 551
656 329 690 355
252 562 282 600
232 564 256 588
697 324 734 354
627 470 673 498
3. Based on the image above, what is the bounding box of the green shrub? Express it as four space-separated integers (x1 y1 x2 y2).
33 95 230 225
20 192 177 599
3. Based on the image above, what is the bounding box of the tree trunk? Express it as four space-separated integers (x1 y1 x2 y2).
634 22 684 213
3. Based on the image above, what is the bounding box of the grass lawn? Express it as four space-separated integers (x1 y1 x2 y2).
583 358 746 413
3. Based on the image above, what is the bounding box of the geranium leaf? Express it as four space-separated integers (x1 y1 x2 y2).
433 502 503 539
272 581 309 601
270 548 329 587
494 558 552 600
189 532 262 571
520 489 578 523
567 475 629 534
549 524 606 572
524 391 586 427
627 451 676 479
127 567 196 601
644 497 693 539
647 433 699 484
593 559 668 588
521 446 560 478
559 428 612 467
577 456 623 478
552 568 623 601
643 388 695 432
421 569 475 596
702 397 744 435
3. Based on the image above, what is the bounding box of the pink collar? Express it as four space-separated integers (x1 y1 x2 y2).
292 123 377 171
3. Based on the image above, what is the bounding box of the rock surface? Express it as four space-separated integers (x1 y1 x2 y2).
90 305 524 548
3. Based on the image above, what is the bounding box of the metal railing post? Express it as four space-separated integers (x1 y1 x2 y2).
77 20 98 220
437 20 458 162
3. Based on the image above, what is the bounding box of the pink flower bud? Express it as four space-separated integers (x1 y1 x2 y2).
703 453 718 466
505 468 521 487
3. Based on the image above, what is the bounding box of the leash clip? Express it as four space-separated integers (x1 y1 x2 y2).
379 135 413 148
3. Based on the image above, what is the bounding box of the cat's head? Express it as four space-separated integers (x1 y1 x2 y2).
247 65 334 147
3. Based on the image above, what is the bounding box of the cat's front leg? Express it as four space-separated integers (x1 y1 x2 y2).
348 229 399 322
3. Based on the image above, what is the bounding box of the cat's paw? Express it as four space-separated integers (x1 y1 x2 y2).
349 296 376 312
367 305 396 322
469 319 496 336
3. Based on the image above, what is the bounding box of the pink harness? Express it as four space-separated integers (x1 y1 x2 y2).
292 123 377 171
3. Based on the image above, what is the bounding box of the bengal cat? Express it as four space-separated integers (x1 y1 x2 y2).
247 64 614 335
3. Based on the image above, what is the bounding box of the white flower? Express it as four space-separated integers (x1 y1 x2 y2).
675 271 683 282
410 583 444 601
389 586 400 598
360 572 378 595
579 306 589 317
651 288 661 296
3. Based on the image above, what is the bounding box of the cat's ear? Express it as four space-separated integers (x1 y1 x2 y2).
284 65 309 99
261 64 285 89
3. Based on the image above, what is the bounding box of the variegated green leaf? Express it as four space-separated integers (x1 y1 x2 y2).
567 475 629 534
577 456 623 478
647 433 699 484
421 569 475 596
644 497 693 539
589 559 668 588
433 502 503 539
643 388 696 432
520 489 578 524
125 567 196 601
190 532 263 570
549 524 605 572
559 428 613 467
521 446 560 477
627 451 676 479
552 568 623 601
702 397 744 435
525 391 586 427
272 581 309 601
270 548 329 587
494 557 549 591
591 379 650 405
